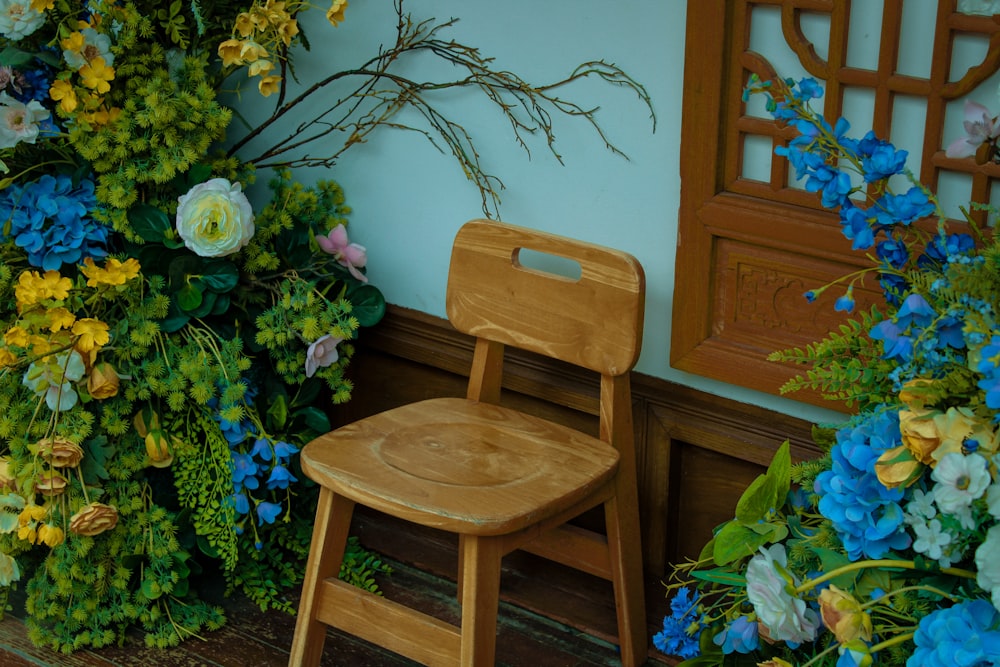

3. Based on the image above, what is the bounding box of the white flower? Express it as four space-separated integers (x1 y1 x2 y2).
0 0 44 41
0 92 48 149
175 178 254 257
905 488 937 523
931 452 991 515
988 484 1000 519
911 518 952 561
975 524 1000 612
63 27 115 70
304 334 343 378
22 350 86 412
745 543 820 645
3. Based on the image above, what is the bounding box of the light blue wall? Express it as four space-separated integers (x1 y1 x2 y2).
248 1 845 425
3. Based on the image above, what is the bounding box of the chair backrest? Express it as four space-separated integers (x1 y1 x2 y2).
446 220 645 377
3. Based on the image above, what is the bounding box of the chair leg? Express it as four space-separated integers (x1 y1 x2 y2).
605 491 648 667
458 534 503 667
289 489 356 667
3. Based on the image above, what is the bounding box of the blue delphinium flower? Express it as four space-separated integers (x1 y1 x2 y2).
0 173 108 270
839 203 877 250
713 615 758 654
856 131 908 182
814 409 911 559
835 289 855 313
873 187 935 226
909 600 1000 666
256 501 283 527
919 232 975 268
653 586 706 659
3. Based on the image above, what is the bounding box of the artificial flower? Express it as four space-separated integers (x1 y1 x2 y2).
0 552 19 586
69 502 118 536
35 471 66 495
317 223 368 282
257 74 281 96
61 28 114 69
48 79 77 113
23 349 85 411
946 99 1000 159
327 0 348 26
930 452 990 514
78 56 114 94
80 256 141 287
713 615 758 654
745 544 820 645
0 0 44 40
37 522 62 547
304 333 343 377
0 91 47 148
175 178 255 257
818 585 873 644
218 38 245 67
35 437 83 468
87 361 119 399
975 524 1000 612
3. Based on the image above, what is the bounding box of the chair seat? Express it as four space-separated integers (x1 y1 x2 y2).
301 397 620 536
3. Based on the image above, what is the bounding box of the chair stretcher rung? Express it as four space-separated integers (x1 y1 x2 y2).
315 578 462 666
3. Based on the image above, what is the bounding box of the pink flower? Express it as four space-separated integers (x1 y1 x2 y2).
946 100 1000 158
304 334 343 378
316 224 368 282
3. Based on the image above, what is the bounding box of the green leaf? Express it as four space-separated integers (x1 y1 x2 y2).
176 283 203 311
735 440 791 523
690 567 747 588
347 283 386 327
81 436 113 483
267 393 289 431
0 46 35 68
128 203 173 244
140 577 163 600
295 406 331 434
713 521 770 565
199 259 240 292
812 546 857 589
161 299 191 333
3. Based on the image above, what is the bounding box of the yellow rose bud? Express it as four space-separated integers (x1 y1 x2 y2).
899 408 941 464
87 361 120 399
145 430 173 468
38 523 64 547
69 502 118 536
133 406 160 438
35 436 84 468
818 585 873 644
875 444 924 489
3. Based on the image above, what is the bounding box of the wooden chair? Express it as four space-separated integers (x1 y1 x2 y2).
288 219 647 666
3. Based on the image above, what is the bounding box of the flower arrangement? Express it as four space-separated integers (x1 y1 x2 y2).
0 0 652 654
659 76 1000 666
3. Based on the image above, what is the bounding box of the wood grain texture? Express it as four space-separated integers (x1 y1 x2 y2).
292 221 648 666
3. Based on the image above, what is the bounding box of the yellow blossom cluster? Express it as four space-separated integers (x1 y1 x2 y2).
218 0 348 97
46 12 122 127
875 379 1000 488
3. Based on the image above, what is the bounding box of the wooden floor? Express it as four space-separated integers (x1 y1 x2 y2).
0 508 674 666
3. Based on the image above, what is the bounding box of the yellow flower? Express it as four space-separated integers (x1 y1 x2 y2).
248 59 274 77
37 523 64 547
49 79 78 114
4 326 29 348
87 362 120 399
818 585 873 644
145 430 173 468
79 57 114 94
18 504 45 526
218 38 244 67
80 257 141 287
327 0 348 26
35 436 84 468
15 270 71 308
931 406 1000 464
0 348 14 369
69 502 118 536
899 407 941 464
46 307 76 332
60 32 86 56
72 318 110 353
258 74 281 97
30 0 54 10
277 18 299 46
239 40 268 63
234 11 258 37
875 444 924 489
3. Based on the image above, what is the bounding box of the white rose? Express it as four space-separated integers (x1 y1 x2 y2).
176 178 254 257
976 524 1000 612
746 543 820 645
0 0 44 41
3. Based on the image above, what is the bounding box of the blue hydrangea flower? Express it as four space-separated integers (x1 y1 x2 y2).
909 600 1000 667
814 409 911 559
652 587 705 659
0 173 108 271
713 615 758 654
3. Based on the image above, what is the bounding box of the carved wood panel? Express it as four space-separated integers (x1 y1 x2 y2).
672 0 1000 405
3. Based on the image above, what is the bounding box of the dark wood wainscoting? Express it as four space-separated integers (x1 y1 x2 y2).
332 306 825 577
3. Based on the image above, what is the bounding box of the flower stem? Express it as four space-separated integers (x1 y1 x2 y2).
795 559 976 594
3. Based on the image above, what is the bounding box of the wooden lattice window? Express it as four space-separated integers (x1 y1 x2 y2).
672 0 1000 406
